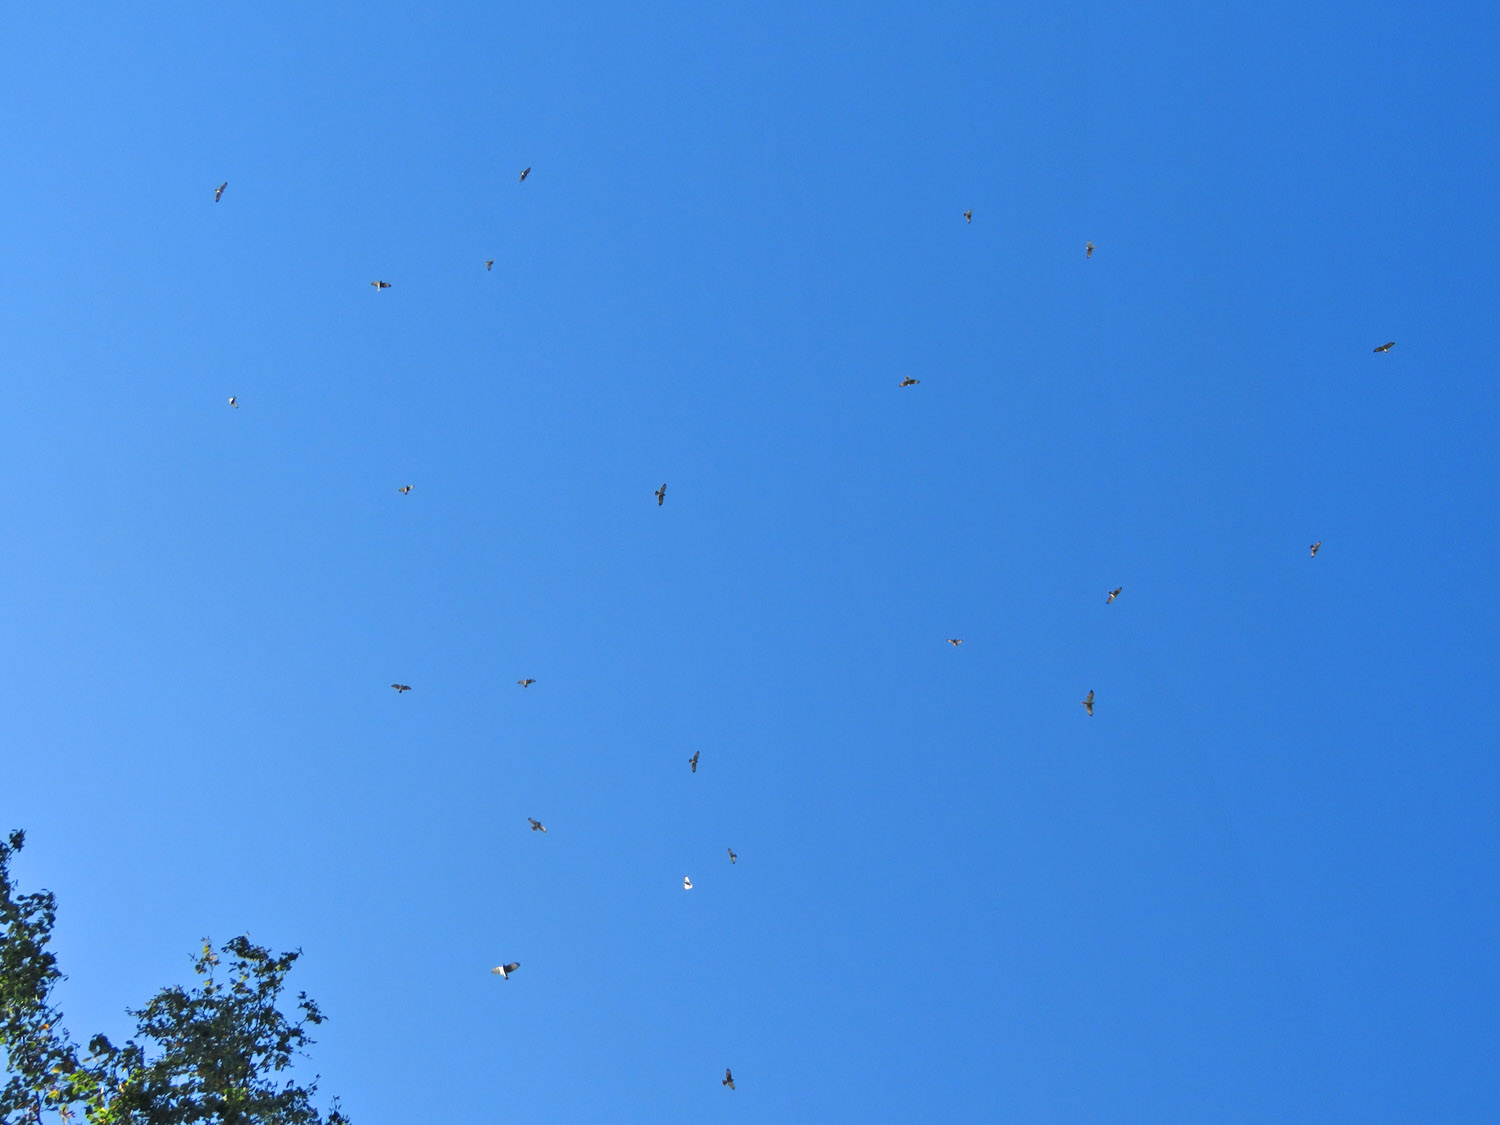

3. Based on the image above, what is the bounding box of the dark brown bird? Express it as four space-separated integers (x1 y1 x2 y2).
963 209 972 223
485 260 494 270
398 485 412 495
1081 690 1094 716
1373 341 1395 353
519 167 531 182
517 678 536 688
899 377 920 387
727 848 737 864
1310 540 1321 558
490 962 519 979
947 638 963 646
689 751 700 773
723 1069 735 1091
655 483 666 506
214 181 228 203
371 280 391 290
528 818 546 833
391 684 411 693
1085 241 1095 258
1106 587 1122 604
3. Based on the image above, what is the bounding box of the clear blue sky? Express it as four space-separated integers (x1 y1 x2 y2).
2 2 1497 1120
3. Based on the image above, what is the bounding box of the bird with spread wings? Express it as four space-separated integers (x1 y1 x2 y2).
1081 690 1094 716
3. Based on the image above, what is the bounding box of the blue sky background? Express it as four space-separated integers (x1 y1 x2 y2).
2 2 1498 1120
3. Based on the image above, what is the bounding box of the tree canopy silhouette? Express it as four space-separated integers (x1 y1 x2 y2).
0 830 348 1124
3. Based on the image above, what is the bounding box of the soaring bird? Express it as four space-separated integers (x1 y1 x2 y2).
398 485 412 495
214 181 228 203
391 684 412 693
655 483 666 506
519 167 531 182
683 876 693 890
947 638 963 646
528 818 546 833
689 751 700 773
1081 690 1094 716
900 377 920 387
723 1069 735 1091
1085 241 1095 258
227 396 238 408
1310 540 1321 558
485 260 494 270
1373 341 1395 353
371 280 391 290
727 848 737 864
517 678 536 688
963 210 972 223
1106 587 1122 604
490 962 519 979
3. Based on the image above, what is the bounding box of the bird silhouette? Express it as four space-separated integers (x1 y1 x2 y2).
1373 341 1395 353
723 1069 735 1090
227 396 238 408
371 280 391 290
900 377 920 387
655 483 666 506
683 876 693 890
391 684 411 693
963 210 972 223
398 485 412 495
1085 241 1095 258
689 751 700 773
517 678 536 688
1310 541 1321 558
490 962 519 979
519 167 531 182
528 818 546 833
947 638 963 646
214 181 227 202
727 848 737 864
1081 690 1094 716
485 260 494 270
1106 587 1122 604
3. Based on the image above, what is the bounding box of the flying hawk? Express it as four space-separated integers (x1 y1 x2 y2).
683 876 693 890
391 684 412 693
655 483 666 506
1081 690 1094 716
519 167 531 182
947 638 963 646
1373 341 1395 353
490 962 519 979
517 678 536 688
528 818 546 833
371 280 391 290
1085 241 1095 258
1310 540 1321 558
899 377 920 387
727 848 737 864
398 485 412 495
689 751 700 773
485 260 494 270
1106 587 1122 604
227 396 238 408
214 181 228 203
723 1069 735 1091
963 210 972 223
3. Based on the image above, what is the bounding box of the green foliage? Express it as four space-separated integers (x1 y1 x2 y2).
0 832 347 1125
